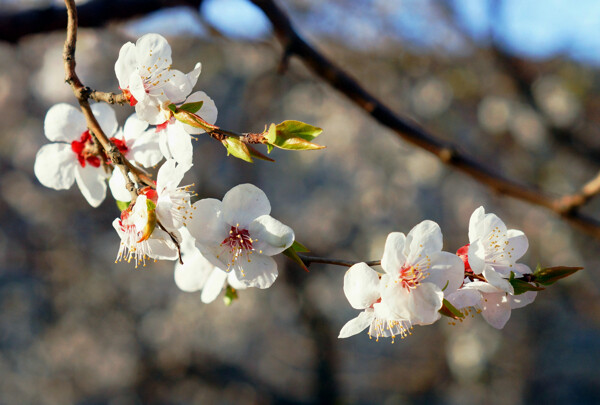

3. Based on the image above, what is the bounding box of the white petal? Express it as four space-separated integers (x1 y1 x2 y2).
182 91 218 134
234 254 278 289
468 206 486 242
135 33 172 71
227 271 248 290
338 310 375 338
163 69 194 103
463 280 503 294
128 129 163 167
114 41 137 89
480 292 511 329
123 113 149 141
222 183 271 228
109 170 132 202
509 290 537 309
513 263 532 276
468 239 486 274
174 250 213 292
445 288 482 309
405 220 443 263
34 143 76 190
91 103 118 137
248 215 294 256
343 263 381 310
166 124 193 167
200 269 228 303
506 229 529 262
129 71 149 106
187 62 202 90
135 95 165 125
146 228 178 260
407 283 443 325
380 232 406 275
482 265 514 294
424 251 465 294
156 158 187 192
187 198 228 245
482 213 508 237
380 275 413 320
74 164 107 207
44 103 86 142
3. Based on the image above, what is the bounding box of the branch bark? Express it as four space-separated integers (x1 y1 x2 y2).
249 0 600 240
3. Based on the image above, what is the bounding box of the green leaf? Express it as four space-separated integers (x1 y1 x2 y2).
276 120 323 141
246 144 275 162
508 272 545 294
167 103 177 112
222 137 253 163
282 248 308 272
439 299 464 320
533 266 584 286
178 101 204 114
173 110 216 132
266 120 325 151
116 200 130 211
223 285 238 306
266 144 274 154
291 240 309 253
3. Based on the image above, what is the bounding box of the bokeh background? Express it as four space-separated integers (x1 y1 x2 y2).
1 0 600 404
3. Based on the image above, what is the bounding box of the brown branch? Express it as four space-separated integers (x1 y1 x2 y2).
63 0 141 201
0 0 203 43
297 253 381 268
249 0 600 240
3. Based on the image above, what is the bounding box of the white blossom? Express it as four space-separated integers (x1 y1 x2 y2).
187 184 294 289
34 103 117 207
115 33 202 125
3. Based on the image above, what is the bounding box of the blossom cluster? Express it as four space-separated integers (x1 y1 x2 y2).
340 207 536 341
34 31 579 345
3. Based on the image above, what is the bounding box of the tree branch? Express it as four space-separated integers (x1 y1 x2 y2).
0 0 202 43
249 0 600 240
297 253 380 268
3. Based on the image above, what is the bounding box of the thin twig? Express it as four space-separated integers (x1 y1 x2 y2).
249 0 600 240
297 253 380 268
63 0 146 201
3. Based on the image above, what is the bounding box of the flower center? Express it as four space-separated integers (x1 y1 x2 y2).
219 224 256 274
71 130 101 168
398 265 427 292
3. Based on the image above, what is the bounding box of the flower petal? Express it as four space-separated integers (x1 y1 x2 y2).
174 250 213 292
482 265 514 294
114 41 137 89
91 103 118 137
338 310 375 338
222 183 271 228
445 288 482 309
74 164 107 207
343 263 381 310
146 228 178 260
156 158 188 193
467 239 486 274
182 91 218 134
187 198 228 245
480 292 511 329
44 103 86 142
380 232 406 275
34 143 76 190
234 254 278 289
506 229 528 262
405 220 443 263
109 169 132 202
407 282 443 325
134 33 172 71
509 290 537 309
468 206 486 242
424 251 465 294
165 124 193 167
248 214 294 256
163 69 194 104
200 268 228 303
123 113 149 141
128 129 163 167
134 91 165 125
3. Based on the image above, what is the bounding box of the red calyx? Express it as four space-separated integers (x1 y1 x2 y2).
457 244 472 273
71 130 101 168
